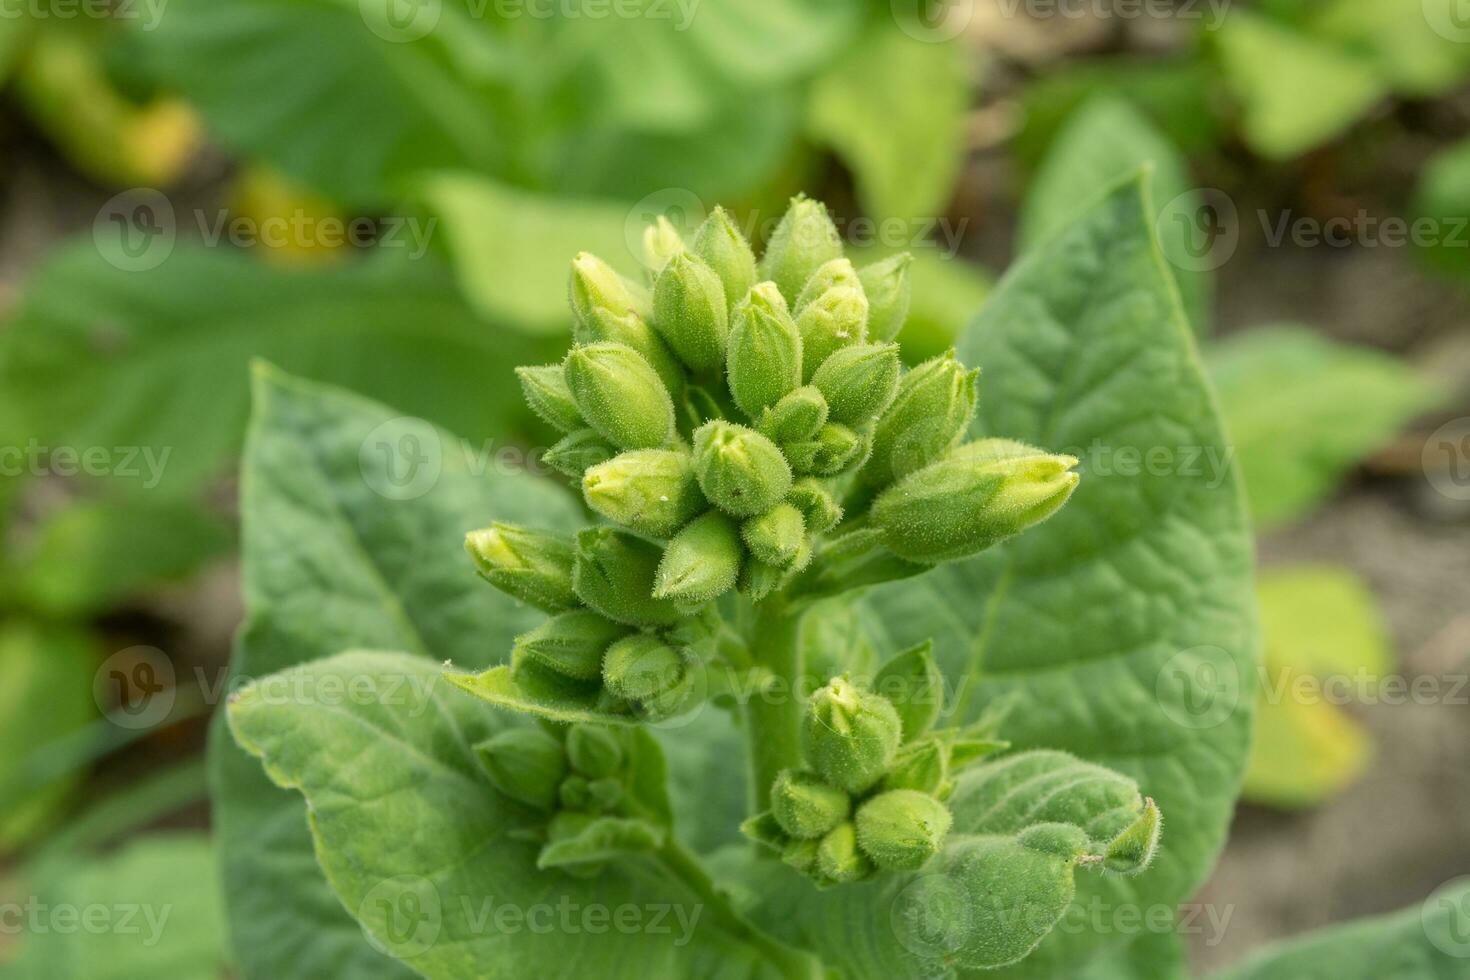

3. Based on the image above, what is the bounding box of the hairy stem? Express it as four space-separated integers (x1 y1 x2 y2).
659 839 820 980
744 599 805 812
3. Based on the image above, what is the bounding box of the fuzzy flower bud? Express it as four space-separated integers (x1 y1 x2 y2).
564 342 675 451
759 196 845 305
804 677 902 794
816 822 874 884
653 252 729 375
737 556 786 602
582 449 705 539
784 422 866 477
770 769 850 840
465 523 576 613
794 263 868 382
601 633 696 720
543 429 616 480
854 789 952 871
691 206 756 307
516 364 583 434
692 420 793 518
577 309 685 398
863 350 978 488
570 252 650 328
642 216 684 274
741 503 805 569
812 343 901 426
872 439 1079 564
566 724 624 779
653 510 742 605
513 609 628 684
476 727 567 811
572 527 681 627
726 282 802 418
787 478 843 533
857 253 913 343
757 386 827 445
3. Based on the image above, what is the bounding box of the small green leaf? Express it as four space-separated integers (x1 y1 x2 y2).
872 641 944 741
537 815 667 869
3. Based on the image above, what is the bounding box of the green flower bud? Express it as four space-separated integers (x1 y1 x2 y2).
566 724 625 779
570 252 650 328
600 633 695 720
854 789 952 871
691 206 756 307
475 727 567 810
1103 798 1161 875
794 256 863 313
804 676 902 794
559 774 591 810
726 282 802 418
872 439 1079 564
882 738 949 797
577 309 686 398
794 277 868 382
465 523 577 613
692 420 793 518
564 342 676 451
770 769 850 840
516 364 583 434
857 253 913 343
787 478 843 534
642 215 684 274
737 555 785 602
784 422 866 477
653 510 742 605
757 386 827 445
513 609 628 684
781 837 820 875
811 343 901 426
759 195 845 304
816 821 874 885
586 777 624 812
582 449 705 539
653 252 729 375
864 350 979 488
572 527 681 627
543 428 617 480
741 503 805 569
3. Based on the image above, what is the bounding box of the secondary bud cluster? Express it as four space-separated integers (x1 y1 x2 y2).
471 196 1079 725
742 645 1006 886
476 722 645 876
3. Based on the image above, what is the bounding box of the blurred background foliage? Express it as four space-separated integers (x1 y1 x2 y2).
1 0 1468 974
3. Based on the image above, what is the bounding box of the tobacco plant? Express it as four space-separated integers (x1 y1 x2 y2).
218 181 1261 979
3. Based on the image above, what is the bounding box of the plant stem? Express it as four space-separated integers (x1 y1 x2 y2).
659 838 820 980
744 598 805 812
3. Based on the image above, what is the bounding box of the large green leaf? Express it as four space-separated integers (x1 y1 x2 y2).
1208 325 1439 530
0 622 95 851
1211 880 1470 979
3 833 228 979
0 243 555 496
805 21 967 221
858 177 1259 975
1020 94 1210 336
736 750 1159 976
228 650 809 980
210 366 581 980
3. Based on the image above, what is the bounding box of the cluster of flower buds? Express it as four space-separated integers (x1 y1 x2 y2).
468 195 1079 723
741 644 1008 886
475 722 665 876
